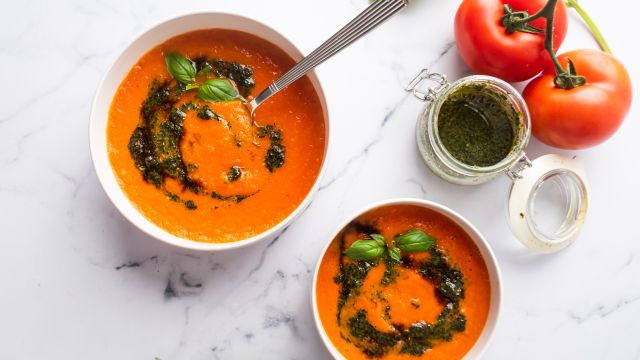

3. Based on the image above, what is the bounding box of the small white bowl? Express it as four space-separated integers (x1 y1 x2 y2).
89 12 329 251
312 198 502 359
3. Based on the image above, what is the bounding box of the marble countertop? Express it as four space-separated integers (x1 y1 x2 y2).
2 0 639 358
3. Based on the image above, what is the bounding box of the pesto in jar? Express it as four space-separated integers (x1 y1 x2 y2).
436 83 519 167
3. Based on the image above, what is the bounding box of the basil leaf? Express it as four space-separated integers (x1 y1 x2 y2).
196 65 211 78
344 240 384 261
395 229 436 253
370 234 386 247
164 53 196 84
388 247 401 262
197 79 239 102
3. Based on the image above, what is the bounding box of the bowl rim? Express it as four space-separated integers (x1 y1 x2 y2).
311 198 502 359
89 11 330 251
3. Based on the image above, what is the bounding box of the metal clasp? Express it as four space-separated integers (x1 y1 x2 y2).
506 154 533 181
405 69 449 102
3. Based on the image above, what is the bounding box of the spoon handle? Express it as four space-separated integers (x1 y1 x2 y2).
250 0 408 111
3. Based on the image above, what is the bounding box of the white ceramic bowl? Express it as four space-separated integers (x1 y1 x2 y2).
312 198 502 359
89 12 329 251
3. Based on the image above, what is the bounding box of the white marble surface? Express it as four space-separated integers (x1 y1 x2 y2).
1 0 639 359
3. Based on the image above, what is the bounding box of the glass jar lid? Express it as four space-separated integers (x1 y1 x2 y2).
506 154 589 253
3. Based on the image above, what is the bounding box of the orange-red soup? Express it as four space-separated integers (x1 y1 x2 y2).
107 30 326 243
316 205 491 359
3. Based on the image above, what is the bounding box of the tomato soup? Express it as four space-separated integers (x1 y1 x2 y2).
107 29 326 243
316 205 491 359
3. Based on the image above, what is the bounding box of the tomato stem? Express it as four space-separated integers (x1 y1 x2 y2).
501 5 544 34
501 0 586 89
564 0 612 54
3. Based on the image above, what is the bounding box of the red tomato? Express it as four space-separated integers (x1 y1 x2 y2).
523 49 632 149
455 0 568 82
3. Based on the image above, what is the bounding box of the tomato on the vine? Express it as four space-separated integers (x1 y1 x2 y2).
523 49 632 149
454 0 568 82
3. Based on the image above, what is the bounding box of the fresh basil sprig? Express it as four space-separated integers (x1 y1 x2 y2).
395 229 436 252
343 239 385 261
388 246 402 262
343 229 436 262
163 53 240 103
198 79 240 102
370 234 386 247
165 53 196 84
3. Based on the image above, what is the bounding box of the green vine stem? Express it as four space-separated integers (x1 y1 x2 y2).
501 0 586 89
565 0 612 54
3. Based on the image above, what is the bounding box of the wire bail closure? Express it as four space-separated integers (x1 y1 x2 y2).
506 154 533 181
405 69 449 102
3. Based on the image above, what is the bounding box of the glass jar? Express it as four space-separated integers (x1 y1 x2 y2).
410 72 530 185
406 69 589 253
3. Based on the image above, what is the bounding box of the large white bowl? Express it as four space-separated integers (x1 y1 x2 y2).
89 12 329 251
312 198 502 359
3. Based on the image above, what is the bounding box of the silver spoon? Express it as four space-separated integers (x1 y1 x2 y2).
247 0 408 118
